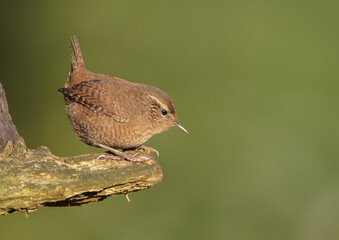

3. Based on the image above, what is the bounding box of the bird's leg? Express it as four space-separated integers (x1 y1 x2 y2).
137 145 159 157
97 144 152 162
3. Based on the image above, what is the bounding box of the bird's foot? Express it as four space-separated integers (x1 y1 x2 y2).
97 144 152 162
137 145 159 157
97 154 151 162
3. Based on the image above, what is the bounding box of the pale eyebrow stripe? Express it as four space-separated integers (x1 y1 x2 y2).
148 95 168 110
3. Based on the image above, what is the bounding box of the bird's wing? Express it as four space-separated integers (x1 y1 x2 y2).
59 80 130 123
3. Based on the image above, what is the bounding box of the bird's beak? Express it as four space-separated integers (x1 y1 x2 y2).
175 121 189 134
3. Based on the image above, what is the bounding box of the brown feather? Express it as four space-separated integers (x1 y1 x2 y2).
59 80 130 123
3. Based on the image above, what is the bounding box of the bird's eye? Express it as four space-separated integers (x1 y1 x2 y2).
161 109 168 116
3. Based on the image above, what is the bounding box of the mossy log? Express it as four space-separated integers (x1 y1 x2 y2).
0 83 162 216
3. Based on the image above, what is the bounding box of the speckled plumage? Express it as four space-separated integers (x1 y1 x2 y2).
59 36 187 161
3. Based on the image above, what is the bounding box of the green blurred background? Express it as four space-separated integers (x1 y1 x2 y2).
1 1 339 239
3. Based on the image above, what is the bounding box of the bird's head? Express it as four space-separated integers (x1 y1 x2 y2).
144 85 188 135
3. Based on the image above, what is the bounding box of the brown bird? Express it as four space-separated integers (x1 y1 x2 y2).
58 36 188 161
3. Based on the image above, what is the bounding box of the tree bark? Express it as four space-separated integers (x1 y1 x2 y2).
0 83 162 216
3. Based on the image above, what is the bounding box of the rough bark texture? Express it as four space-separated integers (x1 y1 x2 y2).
0 83 19 151
0 83 163 216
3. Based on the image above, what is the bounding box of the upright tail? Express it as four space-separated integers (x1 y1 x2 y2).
70 36 85 72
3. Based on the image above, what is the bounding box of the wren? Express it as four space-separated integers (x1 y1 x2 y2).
58 36 188 161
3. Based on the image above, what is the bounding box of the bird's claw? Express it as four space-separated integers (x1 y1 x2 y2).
138 145 159 157
96 154 120 160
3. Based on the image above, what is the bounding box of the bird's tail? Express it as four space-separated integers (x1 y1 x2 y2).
70 36 85 72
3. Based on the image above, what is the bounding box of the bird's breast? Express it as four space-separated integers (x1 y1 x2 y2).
65 102 154 149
